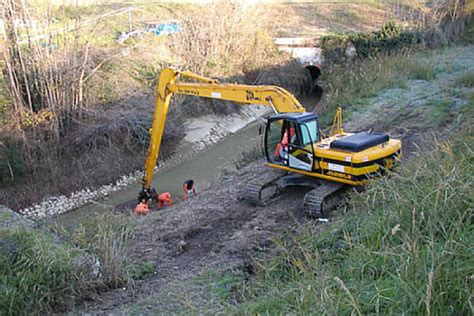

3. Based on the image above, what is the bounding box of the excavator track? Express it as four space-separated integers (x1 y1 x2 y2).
241 168 345 217
240 169 287 205
303 180 345 217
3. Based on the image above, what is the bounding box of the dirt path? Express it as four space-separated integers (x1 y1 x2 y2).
77 45 473 315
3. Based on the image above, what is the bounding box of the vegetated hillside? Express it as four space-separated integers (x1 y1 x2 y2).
229 47 474 314
213 46 473 315
0 0 448 210
77 44 473 314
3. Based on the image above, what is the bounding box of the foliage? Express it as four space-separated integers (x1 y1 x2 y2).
456 72 474 87
69 212 131 288
194 270 245 303
0 0 291 209
321 21 423 61
235 121 473 315
0 228 80 314
127 261 156 280
460 13 474 43
168 2 278 78
0 145 27 186
321 0 473 63
319 50 436 124
0 80 11 126
0 210 135 314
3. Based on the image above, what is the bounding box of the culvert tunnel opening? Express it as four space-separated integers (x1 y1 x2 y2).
305 65 321 81
299 65 323 111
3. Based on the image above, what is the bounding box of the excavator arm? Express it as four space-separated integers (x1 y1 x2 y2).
142 68 306 190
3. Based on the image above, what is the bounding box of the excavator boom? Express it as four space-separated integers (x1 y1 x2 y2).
143 68 305 189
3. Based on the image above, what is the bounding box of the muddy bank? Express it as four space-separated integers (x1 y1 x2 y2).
78 162 314 314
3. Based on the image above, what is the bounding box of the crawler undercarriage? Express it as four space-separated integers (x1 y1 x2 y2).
241 168 345 217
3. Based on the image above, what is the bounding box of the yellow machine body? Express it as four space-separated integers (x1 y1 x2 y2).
268 134 401 185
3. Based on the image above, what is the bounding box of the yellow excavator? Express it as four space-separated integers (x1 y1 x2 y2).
138 68 401 216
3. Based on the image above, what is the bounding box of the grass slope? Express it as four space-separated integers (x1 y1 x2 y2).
230 45 474 314
235 110 473 314
180 46 474 315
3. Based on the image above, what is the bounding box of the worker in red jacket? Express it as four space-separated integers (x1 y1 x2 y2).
134 200 150 215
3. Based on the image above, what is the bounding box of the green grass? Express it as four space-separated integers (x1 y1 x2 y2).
0 212 12 221
0 228 81 314
407 61 437 80
231 120 473 314
0 212 134 314
127 261 156 280
456 72 474 88
320 51 437 124
193 270 246 303
426 99 455 124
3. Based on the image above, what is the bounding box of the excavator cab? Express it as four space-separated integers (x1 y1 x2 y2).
265 113 319 172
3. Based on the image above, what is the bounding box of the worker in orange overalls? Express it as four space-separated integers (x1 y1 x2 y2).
157 192 172 209
134 200 150 215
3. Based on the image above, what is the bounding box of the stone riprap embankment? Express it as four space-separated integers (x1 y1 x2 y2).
17 170 145 220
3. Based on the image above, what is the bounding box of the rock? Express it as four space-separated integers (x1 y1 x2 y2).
177 239 187 251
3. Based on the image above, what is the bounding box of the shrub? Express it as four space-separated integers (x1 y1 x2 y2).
321 22 423 62
0 212 133 314
456 72 474 87
69 213 132 288
0 145 27 186
127 261 156 280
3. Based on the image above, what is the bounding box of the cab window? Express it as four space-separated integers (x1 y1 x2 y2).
301 120 319 145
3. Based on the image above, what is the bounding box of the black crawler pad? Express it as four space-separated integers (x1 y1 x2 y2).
303 180 345 217
240 169 287 205
241 169 345 217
